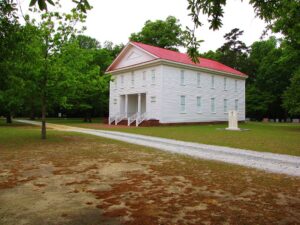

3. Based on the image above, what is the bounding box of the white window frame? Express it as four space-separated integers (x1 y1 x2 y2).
224 77 227 91
211 97 216 113
235 99 239 111
197 96 202 113
151 69 156 85
180 70 185 86
211 75 215 89
180 95 186 113
224 99 228 113
197 72 201 88
131 72 135 87
234 80 238 92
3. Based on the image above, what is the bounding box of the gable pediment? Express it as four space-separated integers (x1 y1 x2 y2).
127 51 141 60
107 43 157 71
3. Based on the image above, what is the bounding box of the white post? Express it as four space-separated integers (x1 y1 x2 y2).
125 94 128 118
137 93 141 116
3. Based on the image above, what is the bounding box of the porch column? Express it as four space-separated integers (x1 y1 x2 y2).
138 93 141 115
125 94 128 117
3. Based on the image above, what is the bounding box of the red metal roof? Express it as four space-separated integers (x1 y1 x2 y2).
131 41 247 77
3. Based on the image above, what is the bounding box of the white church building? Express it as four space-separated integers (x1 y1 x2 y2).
106 42 247 126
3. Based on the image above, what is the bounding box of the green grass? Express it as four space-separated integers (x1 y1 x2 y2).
36 118 300 156
35 117 103 124
111 122 300 156
0 119 64 148
8 118 300 156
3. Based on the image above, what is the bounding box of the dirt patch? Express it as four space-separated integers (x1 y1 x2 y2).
0 130 300 225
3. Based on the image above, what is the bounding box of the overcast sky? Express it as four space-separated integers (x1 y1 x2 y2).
19 0 268 53
85 0 268 52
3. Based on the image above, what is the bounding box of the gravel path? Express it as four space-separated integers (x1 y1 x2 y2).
16 119 300 177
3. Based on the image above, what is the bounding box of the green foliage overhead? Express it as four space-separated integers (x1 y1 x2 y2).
29 0 91 13
186 0 300 63
130 16 184 52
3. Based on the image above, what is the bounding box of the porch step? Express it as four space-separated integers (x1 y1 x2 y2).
117 119 128 126
138 119 160 127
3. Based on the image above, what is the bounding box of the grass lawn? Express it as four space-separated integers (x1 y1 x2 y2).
35 117 103 124
0 120 300 224
41 118 300 156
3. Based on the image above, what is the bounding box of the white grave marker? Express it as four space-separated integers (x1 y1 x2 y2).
226 110 240 131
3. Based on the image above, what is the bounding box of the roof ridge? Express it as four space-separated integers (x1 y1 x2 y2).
131 41 227 63
131 41 190 57
128 41 247 77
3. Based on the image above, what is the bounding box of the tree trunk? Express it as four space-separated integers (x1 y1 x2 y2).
41 18 49 140
41 88 46 139
6 113 12 124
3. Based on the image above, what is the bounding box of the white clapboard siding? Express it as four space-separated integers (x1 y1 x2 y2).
108 44 246 123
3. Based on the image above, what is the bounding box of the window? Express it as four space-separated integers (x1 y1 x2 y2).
224 77 227 90
235 99 239 111
211 75 215 89
197 96 202 113
180 70 185 85
224 99 228 113
234 80 238 92
142 71 146 86
151 96 156 102
197 73 201 87
113 98 117 104
211 97 216 113
151 70 155 85
180 95 186 113
131 72 135 87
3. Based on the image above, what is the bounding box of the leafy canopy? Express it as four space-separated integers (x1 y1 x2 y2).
130 16 184 52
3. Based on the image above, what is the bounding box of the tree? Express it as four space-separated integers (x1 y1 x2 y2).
75 34 100 49
27 1 91 139
29 0 91 13
283 68 300 116
201 28 252 76
103 41 124 59
0 1 29 123
15 23 44 121
56 39 110 122
186 0 300 62
246 37 299 120
200 50 220 61
8 0 300 63
130 16 184 51
218 29 249 70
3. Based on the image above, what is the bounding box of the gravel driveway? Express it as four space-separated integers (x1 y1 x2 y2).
16 119 300 177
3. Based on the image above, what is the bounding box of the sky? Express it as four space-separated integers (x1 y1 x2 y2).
19 0 268 53
83 0 267 52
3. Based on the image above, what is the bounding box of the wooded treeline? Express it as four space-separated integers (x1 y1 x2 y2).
1 0 299 139
0 1 123 129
